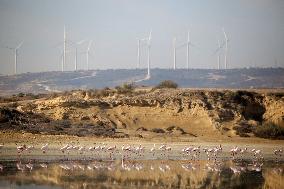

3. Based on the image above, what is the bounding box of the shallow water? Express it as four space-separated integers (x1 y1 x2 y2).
0 159 283 189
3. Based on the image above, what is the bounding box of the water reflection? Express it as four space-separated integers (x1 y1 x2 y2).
0 160 283 189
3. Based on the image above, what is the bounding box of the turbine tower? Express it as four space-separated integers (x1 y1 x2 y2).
86 40 93 70
173 30 195 70
217 39 221 69
173 37 177 70
223 28 229 69
146 30 152 79
136 30 152 78
63 25 66 72
137 39 140 69
5 41 23 75
186 30 190 70
74 40 85 71
212 38 225 69
14 42 23 75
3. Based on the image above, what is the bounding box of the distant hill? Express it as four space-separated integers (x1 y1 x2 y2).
0 68 284 95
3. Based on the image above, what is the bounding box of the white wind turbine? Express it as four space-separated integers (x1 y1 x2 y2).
5 41 24 75
222 28 229 69
146 30 152 79
137 39 141 69
72 40 85 71
212 38 223 69
173 30 195 70
186 31 190 70
173 37 177 70
136 30 152 78
63 25 66 72
86 40 93 70
217 39 221 69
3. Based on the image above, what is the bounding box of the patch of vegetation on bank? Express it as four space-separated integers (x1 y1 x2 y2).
0 93 47 103
253 122 284 139
115 83 135 94
154 80 178 89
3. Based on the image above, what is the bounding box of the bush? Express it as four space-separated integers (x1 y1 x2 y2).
17 93 25 97
88 88 115 98
150 128 165 133
155 80 178 89
253 122 284 139
115 83 135 94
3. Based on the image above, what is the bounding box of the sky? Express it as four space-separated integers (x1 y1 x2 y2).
0 0 284 75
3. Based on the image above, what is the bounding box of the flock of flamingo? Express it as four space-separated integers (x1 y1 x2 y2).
0 142 283 175
0 142 283 161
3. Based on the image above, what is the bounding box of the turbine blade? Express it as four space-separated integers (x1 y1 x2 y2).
176 42 187 49
77 40 86 45
16 41 24 49
222 27 228 41
187 30 190 43
147 29 152 46
87 40 93 51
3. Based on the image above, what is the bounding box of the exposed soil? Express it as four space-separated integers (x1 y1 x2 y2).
0 88 283 140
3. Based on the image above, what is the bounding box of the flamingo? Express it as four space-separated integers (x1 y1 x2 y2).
26 162 33 172
26 145 34 153
41 143 49 153
122 144 131 159
40 163 47 168
159 144 167 158
60 144 70 153
16 162 25 172
230 167 241 174
159 144 166 150
150 144 156 157
78 146 85 154
17 145 26 154
274 149 283 157
107 145 116 159
230 146 239 159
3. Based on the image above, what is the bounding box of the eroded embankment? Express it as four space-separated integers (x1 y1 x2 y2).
0 89 283 139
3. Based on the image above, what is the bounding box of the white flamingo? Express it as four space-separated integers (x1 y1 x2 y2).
150 144 156 157
41 143 49 153
17 145 26 154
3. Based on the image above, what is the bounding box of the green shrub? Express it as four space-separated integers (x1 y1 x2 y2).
115 83 135 94
151 128 165 133
17 93 25 97
155 80 178 89
253 122 284 139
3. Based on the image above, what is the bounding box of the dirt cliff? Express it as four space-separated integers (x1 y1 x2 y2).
0 89 283 139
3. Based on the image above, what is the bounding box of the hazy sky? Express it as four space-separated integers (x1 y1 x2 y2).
0 0 284 75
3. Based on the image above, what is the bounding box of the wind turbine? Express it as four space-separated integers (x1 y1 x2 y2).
217 39 221 69
146 30 152 79
137 30 152 78
173 30 195 70
222 28 229 69
137 39 140 69
72 40 85 71
5 41 24 75
173 37 177 70
186 31 190 70
86 40 93 70
63 25 66 72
